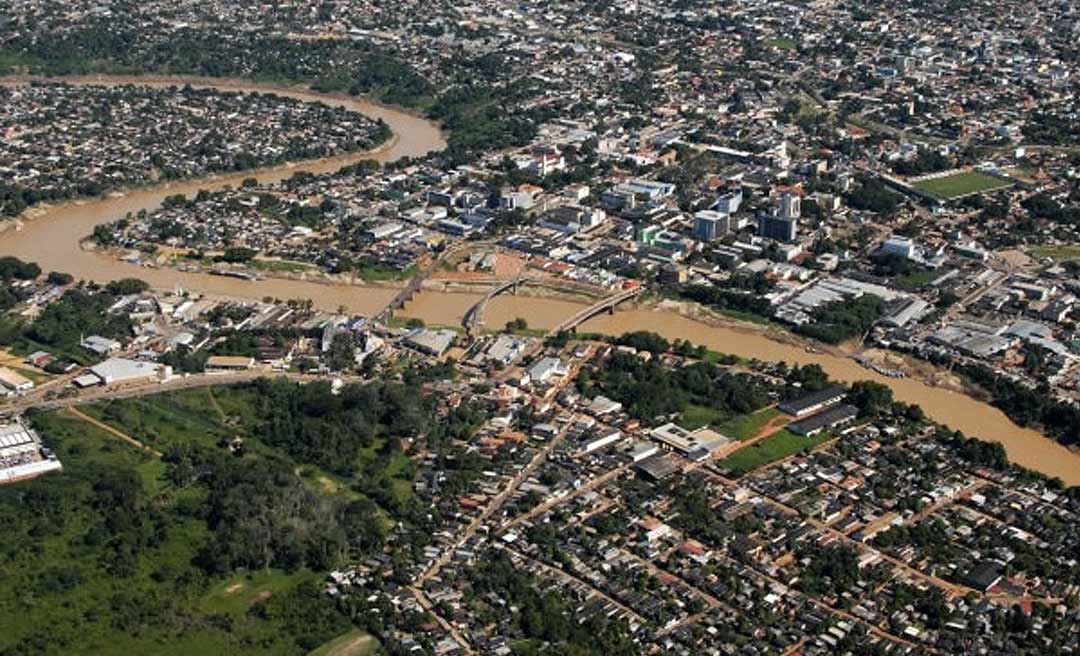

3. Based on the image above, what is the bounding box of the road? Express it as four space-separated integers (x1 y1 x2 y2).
1 369 364 414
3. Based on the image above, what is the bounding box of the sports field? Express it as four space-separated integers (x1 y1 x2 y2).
912 170 1012 200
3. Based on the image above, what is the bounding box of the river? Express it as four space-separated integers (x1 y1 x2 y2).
399 290 1080 484
1 76 1078 484
0 74 443 313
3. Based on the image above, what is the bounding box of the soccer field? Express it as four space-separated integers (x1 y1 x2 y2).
912 171 1012 200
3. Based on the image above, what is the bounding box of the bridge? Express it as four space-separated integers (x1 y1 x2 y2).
373 246 461 324
551 287 644 334
462 275 532 338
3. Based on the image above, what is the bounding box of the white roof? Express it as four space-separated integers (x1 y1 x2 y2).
90 358 159 383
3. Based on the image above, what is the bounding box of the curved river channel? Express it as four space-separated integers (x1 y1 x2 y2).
1 75 1078 484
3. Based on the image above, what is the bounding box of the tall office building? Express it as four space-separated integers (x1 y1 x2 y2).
759 192 800 242
693 210 730 241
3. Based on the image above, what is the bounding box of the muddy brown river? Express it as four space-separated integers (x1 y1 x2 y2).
2 76 1078 484
400 291 1080 484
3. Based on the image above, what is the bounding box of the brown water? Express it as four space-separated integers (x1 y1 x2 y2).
0 75 444 314
1 76 1077 484
399 292 1080 484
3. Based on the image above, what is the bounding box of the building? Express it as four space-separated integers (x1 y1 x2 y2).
649 423 732 461
526 357 568 385
694 210 730 241
205 355 256 371
880 236 917 260
634 453 682 480
538 206 606 235
80 335 121 356
779 192 801 221
484 335 528 365
0 367 34 393
787 404 859 436
582 429 623 454
0 419 62 484
714 190 743 214
75 358 166 387
778 385 847 417
403 328 457 357
759 214 797 242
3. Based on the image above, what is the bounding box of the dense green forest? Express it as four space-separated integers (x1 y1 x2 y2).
0 377 469 655
795 294 882 344
577 344 773 425
0 410 352 655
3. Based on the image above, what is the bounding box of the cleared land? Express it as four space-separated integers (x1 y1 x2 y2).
717 429 832 475
912 170 1012 200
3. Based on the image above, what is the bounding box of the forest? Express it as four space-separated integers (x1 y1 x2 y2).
0 376 469 655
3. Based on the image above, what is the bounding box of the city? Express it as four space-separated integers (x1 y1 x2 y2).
0 1 1078 655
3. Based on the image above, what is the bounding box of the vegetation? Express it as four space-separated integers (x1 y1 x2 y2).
795 294 882 344
713 407 784 441
717 429 833 476
468 552 638 655
912 171 1012 200
577 349 772 426
0 409 356 655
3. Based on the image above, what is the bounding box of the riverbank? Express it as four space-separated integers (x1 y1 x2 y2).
400 287 1080 483
0 76 1076 483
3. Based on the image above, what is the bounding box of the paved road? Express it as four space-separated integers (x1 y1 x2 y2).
1 370 364 414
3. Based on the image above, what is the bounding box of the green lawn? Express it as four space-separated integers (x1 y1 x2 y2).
356 263 416 282
80 387 238 453
768 37 798 50
717 429 832 476
249 258 320 274
895 268 940 290
308 630 379 656
912 171 1012 200
1028 244 1080 261
679 404 725 431
201 569 319 616
713 407 784 441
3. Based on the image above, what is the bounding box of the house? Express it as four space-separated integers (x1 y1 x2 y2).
526 357 568 385
0 367 33 392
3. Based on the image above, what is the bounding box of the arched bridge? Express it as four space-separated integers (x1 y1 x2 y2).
551 287 644 334
463 275 532 338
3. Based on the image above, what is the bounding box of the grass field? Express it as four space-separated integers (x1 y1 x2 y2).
716 429 832 475
912 170 1011 200
680 404 725 430
1028 244 1080 261
768 37 798 50
201 569 319 616
713 407 784 441
308 630 379 656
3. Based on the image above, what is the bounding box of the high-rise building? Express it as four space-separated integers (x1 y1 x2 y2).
779 191 801 221
759 214 798 242
693 210 730 241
